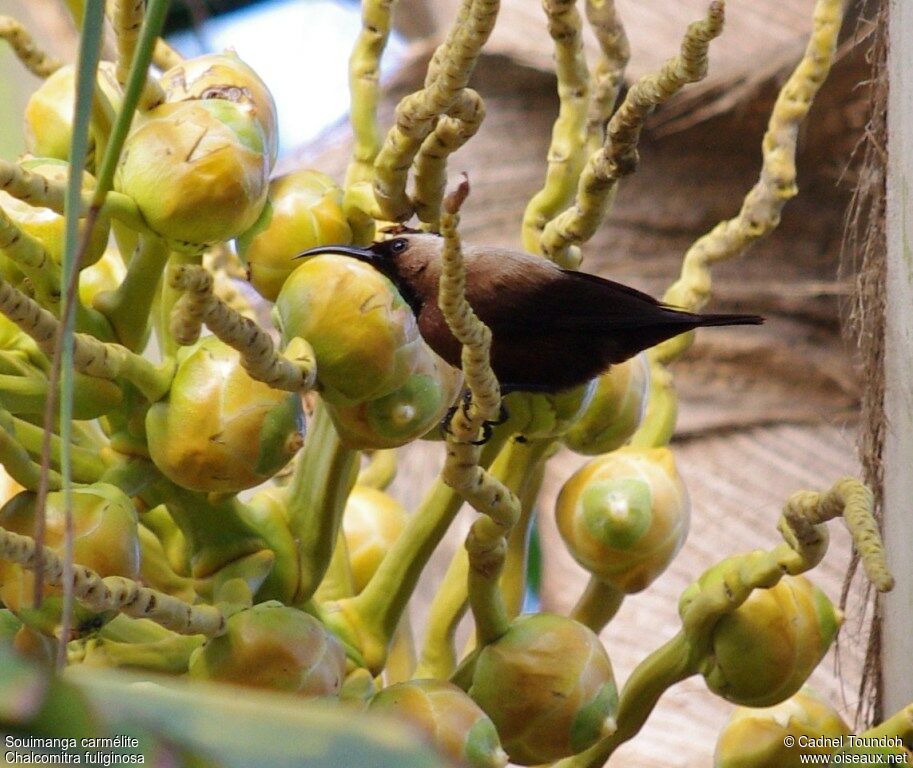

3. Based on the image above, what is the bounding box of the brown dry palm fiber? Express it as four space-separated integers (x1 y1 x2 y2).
837 0 887 730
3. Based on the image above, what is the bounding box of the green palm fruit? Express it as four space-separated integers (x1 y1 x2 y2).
188 601 346 697
326 345 462 449
273 254 424 405
160 50 279 169
340 484 408 593
2 159 110 267
235 169 354 301
501 379 597 441
469 613 618 765
114 100 269 253
0 484 140 633
555 447 689 593
686 574 842 707
714 687 850 768
563 354 650 455
145 336 305 493
23 62 122 162
370 679 508 768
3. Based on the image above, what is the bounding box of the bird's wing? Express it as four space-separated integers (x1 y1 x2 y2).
470 265 685 335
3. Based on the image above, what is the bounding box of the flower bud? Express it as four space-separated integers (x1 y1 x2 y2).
24 62 122 162
1 159 109 268
274 254 423 405
326 345 462 449
469 613 617 765
714 688 850 768
0 484 140 632
115 100 269 253
555 447 689 593
371 679 508 768
691 574 842 707
341 485 408 593
146 336 304 493
235 169 353 301
564 354 649 455
188 602 346 697
502 379 597 441
160 51 279 168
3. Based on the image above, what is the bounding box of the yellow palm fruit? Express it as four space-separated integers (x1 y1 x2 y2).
273 254 424 405
684 573 842 707
555 447 689 593
145 336 304 493
501 379 597 441
714 688 850 768
235 169 354 301
160 51 279 169
341 485 408 593
0 465 24 506
188 601 346 697
23 62 122 162
114 100 269 253
563 354 649 455
78 244 126 309
0 484 140 633
1 159 110 268
326 345 462 449
469 613 618 765
370 679 508 768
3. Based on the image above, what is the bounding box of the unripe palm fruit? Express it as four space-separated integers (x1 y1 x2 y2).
502 380 597 441
325 345 462 449
235 169 353 301
469 613 618 765
341 485 408 593
145 336 304 493
160 51 279 169
0 484 140 633
564 354 649 455
273 254 424 405
188 602 346 697
684 573 841 707
556 447 689 593
1 159 109 268
370 680 508 768
714 688 850 768
114 100 269 253
23 62 122 162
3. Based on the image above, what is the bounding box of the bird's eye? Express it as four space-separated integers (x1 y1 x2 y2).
389 238 408 254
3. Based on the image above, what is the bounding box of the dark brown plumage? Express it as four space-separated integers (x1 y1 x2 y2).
298 234 763 393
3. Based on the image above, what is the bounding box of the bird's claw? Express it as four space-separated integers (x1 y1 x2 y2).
439 396 510 446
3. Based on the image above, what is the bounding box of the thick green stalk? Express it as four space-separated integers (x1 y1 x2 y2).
288 402 360 604
570 577 625 632
11 415 108 484
342 427 510 671
93 233 168 350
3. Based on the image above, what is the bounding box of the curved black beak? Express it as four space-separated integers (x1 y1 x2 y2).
295 244 377 263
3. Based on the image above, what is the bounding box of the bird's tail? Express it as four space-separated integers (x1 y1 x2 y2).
690 312 764 328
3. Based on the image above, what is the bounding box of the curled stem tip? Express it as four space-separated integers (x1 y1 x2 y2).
169 264 317 392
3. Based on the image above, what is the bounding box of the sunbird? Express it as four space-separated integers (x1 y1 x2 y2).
299 234 763 393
